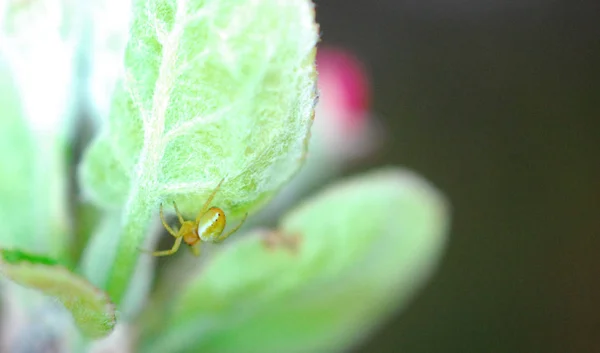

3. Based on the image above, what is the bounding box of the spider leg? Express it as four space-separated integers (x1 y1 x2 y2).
172 201 185 224
189 242 201 257
195 177 226 223
160 203 178 237
214 213 248 243
148 236 183 257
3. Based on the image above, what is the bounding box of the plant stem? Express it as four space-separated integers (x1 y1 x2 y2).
105 183 155 306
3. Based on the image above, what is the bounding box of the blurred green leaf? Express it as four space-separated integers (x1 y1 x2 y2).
0 55 39 253
0 53 71 265
1 0 80 265
1 0 77 37
0 249 116 339
146 167 450 353
79 0 319 305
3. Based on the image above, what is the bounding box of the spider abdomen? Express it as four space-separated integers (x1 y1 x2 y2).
197 207 226 242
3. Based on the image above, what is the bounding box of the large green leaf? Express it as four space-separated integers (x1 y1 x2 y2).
79 0 319 305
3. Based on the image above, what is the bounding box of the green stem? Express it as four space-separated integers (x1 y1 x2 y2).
105 184 155 305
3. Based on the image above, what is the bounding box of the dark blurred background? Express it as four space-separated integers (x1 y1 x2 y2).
314 0 600 352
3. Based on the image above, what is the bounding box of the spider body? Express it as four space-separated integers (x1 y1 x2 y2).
143 178 248 257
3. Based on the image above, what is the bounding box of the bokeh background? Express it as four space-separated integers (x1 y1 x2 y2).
314 1 600 352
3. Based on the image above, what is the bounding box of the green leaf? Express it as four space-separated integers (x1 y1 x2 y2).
79 0 319 305
0 249 116 339
0 54 39 253
1 0 79 264
146 167 450 353
0 53 71 263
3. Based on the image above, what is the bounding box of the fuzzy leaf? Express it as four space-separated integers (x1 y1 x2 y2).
146 167 450 353
0 249 116 339
79 0 319 305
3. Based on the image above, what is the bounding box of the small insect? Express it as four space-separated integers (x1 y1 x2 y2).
142 178 248 257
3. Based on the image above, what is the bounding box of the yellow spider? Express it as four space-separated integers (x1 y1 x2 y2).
145 178 248 257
